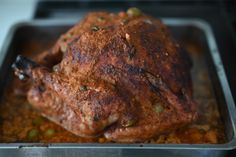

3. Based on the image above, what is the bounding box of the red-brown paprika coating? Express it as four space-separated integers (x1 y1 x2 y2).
24 11 197 142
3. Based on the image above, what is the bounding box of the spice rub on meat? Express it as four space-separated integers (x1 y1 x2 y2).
12 8 197 142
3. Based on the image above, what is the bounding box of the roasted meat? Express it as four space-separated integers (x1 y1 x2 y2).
12 9 197 142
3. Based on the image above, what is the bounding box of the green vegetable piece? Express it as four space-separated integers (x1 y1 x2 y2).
153 103 165 113
28 129 39 139
32 116 44 126
91 26 100 31
127 7 142 17
121 119 135 127
80 85 87 91
97 17 105 22
45 128 55 137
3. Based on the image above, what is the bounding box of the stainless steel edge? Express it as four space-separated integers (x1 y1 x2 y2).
0 18 235 150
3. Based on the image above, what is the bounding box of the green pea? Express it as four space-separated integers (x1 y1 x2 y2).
32 116 44 126
153 103 165 113
80 85 87 91
28 129 39 139
45 128 55 137
127 7 142 17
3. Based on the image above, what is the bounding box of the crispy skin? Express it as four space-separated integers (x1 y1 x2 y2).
26 11 197 142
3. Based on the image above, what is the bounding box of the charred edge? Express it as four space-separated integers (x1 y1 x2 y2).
12 55 39 80
146 78 161 97
143 71 162 97
126 64 144 75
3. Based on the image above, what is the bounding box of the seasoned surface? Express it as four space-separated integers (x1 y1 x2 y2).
0 28 225 144
11 11 199 142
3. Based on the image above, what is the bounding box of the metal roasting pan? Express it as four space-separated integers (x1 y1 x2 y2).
0 18 235 157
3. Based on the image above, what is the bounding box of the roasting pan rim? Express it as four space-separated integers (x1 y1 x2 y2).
0 18 236 150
